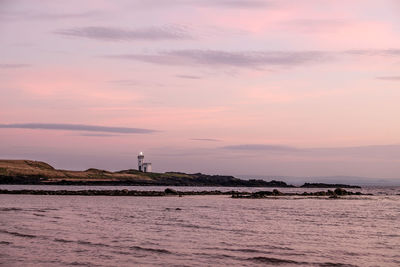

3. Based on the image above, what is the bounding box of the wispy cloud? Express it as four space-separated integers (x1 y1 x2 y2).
108 50 327 68
107 49 400 69
222 144 299 151
0 64 30 68
176 74 202 79
135 0 272 9
191 138 220 142
344 49 400 56
79 133 120 137
376 76 400 81
0 10 100 21
55 26 192 41
193 0 271 8
0 123 158 134
221 143 400 160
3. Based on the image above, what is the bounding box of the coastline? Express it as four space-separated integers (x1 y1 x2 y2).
0 160 361 188
0 188 367 198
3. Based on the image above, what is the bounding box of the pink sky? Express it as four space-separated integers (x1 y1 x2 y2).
1 0 400 180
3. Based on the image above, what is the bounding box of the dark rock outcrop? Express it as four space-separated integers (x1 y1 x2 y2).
0 187 369 198
301 183 361 189
164 188 178 195
231 188 366 198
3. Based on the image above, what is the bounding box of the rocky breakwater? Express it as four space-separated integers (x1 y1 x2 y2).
0 188 369 198
231 188 368 199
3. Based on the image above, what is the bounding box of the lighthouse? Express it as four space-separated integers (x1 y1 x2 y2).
138 152 144 171
137 152 152 172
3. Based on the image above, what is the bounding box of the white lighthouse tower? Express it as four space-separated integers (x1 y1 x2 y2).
137 152 152 172
138 152 144 171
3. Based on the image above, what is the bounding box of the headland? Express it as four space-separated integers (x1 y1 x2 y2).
0 159 360 188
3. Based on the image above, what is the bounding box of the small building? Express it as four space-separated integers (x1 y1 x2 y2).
137 152 152 172
142 163 152 173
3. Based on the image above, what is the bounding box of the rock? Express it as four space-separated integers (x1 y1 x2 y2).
301 183 361 189
334 188 347 196
273 189 282 195
164 188 178 195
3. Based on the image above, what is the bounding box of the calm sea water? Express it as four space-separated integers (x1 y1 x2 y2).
1 187 399 266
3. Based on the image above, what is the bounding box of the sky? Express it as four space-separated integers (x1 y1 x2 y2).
1 0 400 180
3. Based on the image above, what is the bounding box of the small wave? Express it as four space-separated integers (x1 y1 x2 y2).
207 246 270 254
77 240 110 248
0 207 23 212
54 238 111 249
227 248 266 254
248 256 303 265
248 244 295 251
129 245 172 254
192 252 240 260
54 238 75 243
0 229 36 239
318 263 358 267
66 261 101 266
0 241 11 245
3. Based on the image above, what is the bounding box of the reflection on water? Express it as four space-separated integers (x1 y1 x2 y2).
0 191 399 266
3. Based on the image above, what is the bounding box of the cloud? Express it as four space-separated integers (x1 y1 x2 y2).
221 144 299 151
191 138 220 142
55 26 192 41
108 50 327 68
221 143 400 160
194 0 271 8
29 11 99 20
176 74 202 79
135 0 272 9
0 123 158 134
0 64 30 68
376 76 400 81
79 133 120 137
344 49 400 56
107 49 400 69
312 144 400 154
0 9 100 21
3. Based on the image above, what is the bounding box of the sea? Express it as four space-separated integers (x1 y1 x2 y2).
1 185 399 266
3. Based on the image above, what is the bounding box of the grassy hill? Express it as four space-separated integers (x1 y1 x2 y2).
0 160 292 187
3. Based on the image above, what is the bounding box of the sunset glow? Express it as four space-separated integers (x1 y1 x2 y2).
1 0 400 179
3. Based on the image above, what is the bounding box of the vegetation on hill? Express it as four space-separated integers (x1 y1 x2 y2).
0 160 361 188
0 160 293 187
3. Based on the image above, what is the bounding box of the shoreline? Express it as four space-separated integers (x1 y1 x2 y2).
0 160 361 188
0 180 361 188
0 188 368 198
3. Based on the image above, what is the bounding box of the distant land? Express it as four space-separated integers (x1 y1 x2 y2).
0 160 362 188
239 175 400 187
0 160 291 187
